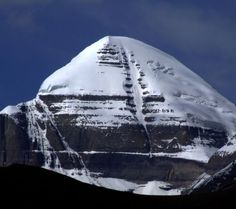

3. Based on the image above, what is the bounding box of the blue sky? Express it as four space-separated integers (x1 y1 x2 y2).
0 0 236 109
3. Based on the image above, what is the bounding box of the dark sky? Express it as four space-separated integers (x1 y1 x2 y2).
0 0 236 109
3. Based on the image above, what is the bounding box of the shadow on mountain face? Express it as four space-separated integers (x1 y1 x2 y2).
0 165 235 209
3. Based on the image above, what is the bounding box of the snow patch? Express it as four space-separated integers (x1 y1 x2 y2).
80 147 215 163
0 105 19 115
133 181 181 196
216 137 236 157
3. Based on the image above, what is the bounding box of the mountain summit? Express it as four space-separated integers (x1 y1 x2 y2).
1 36 236 195
39 36 236 137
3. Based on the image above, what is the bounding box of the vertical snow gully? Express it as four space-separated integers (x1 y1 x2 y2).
119 46 153 158
36 98 95 182
142 124 153 158
96 37 153 156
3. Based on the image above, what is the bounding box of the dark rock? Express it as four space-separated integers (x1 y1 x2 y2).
81 153 205 187
0 94 231 193
183 160 236 194
0 114 31 166
207 152 236 173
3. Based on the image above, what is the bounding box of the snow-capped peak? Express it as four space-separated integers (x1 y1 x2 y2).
37 36 236 137
39 35 212 97
1 36 236 196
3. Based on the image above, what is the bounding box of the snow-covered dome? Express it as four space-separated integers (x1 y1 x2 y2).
38 36 236 137
39 36 217 98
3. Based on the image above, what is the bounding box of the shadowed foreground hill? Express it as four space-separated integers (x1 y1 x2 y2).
0 165 235 209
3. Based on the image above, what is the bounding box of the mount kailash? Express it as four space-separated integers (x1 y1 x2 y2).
1 36 236 195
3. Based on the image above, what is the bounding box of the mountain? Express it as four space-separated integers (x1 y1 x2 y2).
1 36 236 195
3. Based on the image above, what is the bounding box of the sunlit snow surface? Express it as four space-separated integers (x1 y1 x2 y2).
38 36 236 137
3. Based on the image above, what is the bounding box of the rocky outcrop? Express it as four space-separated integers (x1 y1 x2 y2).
0 113 45 167
183 160 236 194
0 95 230 189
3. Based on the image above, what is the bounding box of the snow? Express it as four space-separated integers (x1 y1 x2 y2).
25 99 63 170
133 181 181 196
38 36 236 137
0 105 20 123
154 136 219 163
39 37 127 96
215 137 236 157
48 99 136 128
152 145 217 163
79 144 216 164
46 167 181 195
92 178 137 192
0 105 19 115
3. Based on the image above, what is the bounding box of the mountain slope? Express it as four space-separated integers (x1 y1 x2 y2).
1 36 236 195
183 160 236 194
39 36 236 136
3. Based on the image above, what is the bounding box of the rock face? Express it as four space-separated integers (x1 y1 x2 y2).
183 160 236 194
0 36 236 195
